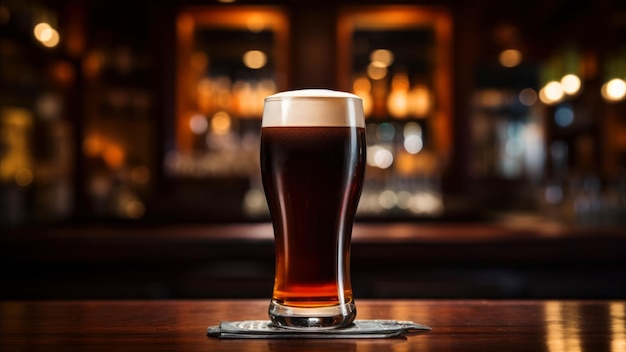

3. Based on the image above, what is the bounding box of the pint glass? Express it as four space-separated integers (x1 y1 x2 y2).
260 89 366 329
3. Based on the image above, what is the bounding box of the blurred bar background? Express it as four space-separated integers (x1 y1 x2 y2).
1 0 625 299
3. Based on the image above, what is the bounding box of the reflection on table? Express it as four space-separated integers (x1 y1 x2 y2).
1 300 625 352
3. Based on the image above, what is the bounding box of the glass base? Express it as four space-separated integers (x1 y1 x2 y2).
268 300 356 330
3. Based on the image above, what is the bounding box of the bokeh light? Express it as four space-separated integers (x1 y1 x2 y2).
369 49 394 67
246 17 265 33
125 200 145 219
404 135 423 154
404 121 424 154
131 166 151 185
367 146 394 169
243 50 267 69
555 105 574 127
560 74 581 95
367 62 387 80
211 111 232 135
602 78 626 102
378 190 397 209
499 49 522 67
34 22 60 48
540 81 564 104
519 88 537 106
103 144 125 169
189 114 208 134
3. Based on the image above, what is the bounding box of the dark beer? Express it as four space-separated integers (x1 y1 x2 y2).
261 126 365 307
261 89 365 329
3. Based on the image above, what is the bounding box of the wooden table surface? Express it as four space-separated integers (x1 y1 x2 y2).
1 299 624 351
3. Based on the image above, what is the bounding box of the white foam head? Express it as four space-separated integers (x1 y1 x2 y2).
262 89 365 127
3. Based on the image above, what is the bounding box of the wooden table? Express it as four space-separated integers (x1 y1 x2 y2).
1 299 624 351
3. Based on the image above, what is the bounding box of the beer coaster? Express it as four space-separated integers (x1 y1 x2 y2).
207 320 431 339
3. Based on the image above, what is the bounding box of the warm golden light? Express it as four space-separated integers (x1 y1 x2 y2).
33 22 51 40
0 107 33 188
391 72 410 91
125 200 145 219
243 50 267 69
103 145 125 169
610 302 625 352
560 74 581 95
211 111 231 135
40 27 54 42
408 84 431 117
499 49 522 68
545 302 582 352
395 151 419 175
367 62 387 80
44 30 59 47
370 49 394 67
387 91 408 118
83 135 104 157
34 22 61 48
353 76 371 92
602 78 626 101
353 77 373 117
246 16 265 33
387 73 410 118
196 78 213 113
540 81 564 104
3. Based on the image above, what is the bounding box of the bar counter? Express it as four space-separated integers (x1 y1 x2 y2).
1 299 625 351
2 222 626 299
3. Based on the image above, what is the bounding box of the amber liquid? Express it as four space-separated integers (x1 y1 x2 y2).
261 126 365 309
